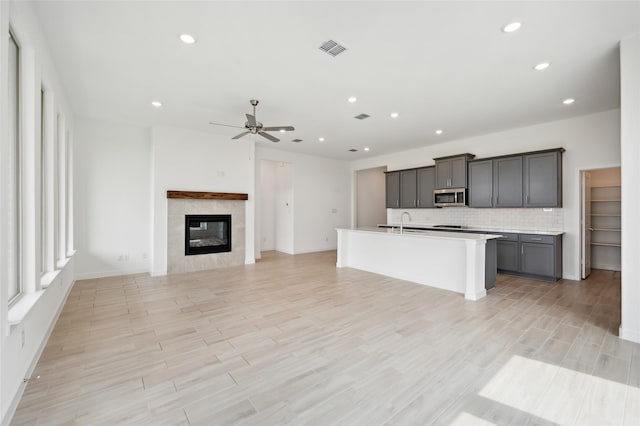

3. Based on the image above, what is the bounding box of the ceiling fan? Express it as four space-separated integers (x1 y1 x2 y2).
209 99 295 143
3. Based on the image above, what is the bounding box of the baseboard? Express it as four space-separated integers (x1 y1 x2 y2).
293 247 337 255
591 263 622 272
619 326 640 344
1 279 75 426
75 267 150 280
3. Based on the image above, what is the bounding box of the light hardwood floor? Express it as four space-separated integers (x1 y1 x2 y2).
12 251 640 425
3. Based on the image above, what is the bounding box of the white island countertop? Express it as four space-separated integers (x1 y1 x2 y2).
336 227 500 301
348 226 503 240
380 223 564 236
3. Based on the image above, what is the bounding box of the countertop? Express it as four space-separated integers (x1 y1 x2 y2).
380 223 564 236
339 227 503 241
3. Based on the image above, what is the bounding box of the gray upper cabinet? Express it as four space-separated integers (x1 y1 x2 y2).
385 171 400 208
435 154 474 188
417 167 435 208
524 151 563 207
399 169 417 208
468 160 493 208
494 156 523 207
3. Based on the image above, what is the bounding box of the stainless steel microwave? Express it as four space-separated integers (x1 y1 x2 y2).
434 188 467 207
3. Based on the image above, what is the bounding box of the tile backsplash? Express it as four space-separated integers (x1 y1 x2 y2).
388 208 563 232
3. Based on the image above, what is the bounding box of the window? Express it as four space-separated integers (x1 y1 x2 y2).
8 30 21 303
40 88 46 275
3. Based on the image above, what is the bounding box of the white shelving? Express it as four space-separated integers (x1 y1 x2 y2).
590 185 621 271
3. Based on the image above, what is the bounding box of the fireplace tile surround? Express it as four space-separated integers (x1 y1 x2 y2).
167 193 246 274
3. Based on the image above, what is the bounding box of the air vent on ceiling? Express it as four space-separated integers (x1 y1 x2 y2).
348 149 358 152
291 138 303 143
319 40 346 57
354 113 370 120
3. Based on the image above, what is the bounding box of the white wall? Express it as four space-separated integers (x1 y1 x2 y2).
74 118 150 278
256 147 351 255
356 166 387 227
150 126 255 275
1 1 76 424
350 109 621 281
620 34 640 344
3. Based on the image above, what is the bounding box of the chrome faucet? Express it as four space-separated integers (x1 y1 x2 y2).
400 211 412 234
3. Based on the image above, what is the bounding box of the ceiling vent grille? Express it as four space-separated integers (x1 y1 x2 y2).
319 40 346 57
291 138 303 143
354 113 370 120
348 149 358 152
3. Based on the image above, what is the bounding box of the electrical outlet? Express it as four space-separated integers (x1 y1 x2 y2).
21 330 25 348
331 208 337 213
325 236 329 242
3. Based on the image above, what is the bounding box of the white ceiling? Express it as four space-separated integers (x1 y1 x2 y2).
33 1 640 160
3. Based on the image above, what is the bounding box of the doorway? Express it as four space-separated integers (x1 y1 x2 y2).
355 166 387 227
259 160 294 256
580 167 621 279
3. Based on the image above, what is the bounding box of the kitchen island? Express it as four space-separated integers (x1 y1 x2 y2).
336 227 502 301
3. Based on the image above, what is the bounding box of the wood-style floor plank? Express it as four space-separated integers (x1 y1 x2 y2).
11 252 639 425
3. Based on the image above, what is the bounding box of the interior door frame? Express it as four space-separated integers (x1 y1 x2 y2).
580 170 592 279
577 164 621 280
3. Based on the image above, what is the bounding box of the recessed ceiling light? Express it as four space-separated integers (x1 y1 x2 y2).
280 129 286 133
534 62 551 71
347 96 357 103
390 112 399 118
562 98 575 105
502 22 522 33
318 137 325 142
364 147 370 152
179 34 196 44
435 129 443 135
151 101 163 108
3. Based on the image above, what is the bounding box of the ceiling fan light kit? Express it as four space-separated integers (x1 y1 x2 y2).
210 99 295 143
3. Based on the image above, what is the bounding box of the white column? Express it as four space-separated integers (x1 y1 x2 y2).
619 34 640 343
464 239 487 301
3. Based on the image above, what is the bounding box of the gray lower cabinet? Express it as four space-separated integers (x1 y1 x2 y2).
468 160 493 207
524 151 562 207
400 169 417 208
497 232 562 281
416 167 435 208
385 171 400 208
497 237 519 272
494 156 523 207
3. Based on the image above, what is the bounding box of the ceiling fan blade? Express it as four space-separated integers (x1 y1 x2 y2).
258 131 280 143
232 131 251 140
209 122 246 129
245 114 256 127
262 126 295 132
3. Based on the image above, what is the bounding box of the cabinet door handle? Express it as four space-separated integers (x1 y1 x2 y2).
521 246 524 255
531 237 542 241
397 200 399 207
526 195 530 204
417 199 420 206
414 199 416 207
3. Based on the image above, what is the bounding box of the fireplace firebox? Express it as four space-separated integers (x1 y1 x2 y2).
185 214 231 256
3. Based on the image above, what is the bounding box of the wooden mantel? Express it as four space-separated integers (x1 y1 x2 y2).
166 190 248 200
